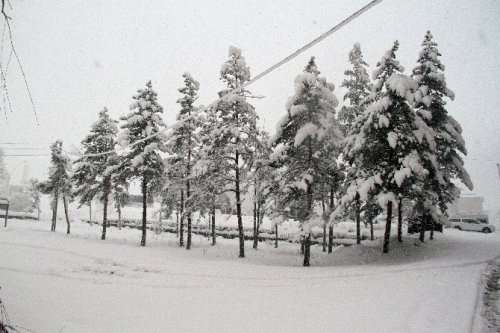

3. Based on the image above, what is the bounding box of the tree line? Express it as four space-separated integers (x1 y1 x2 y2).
40 31 471 266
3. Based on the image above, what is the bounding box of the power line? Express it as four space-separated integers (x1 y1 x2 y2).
81 0 383 158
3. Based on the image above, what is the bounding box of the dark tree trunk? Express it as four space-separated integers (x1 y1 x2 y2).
328 226 333 253
322 197 326 252
328 185 334 253
157 205 162 234
368 209 374 241
254 201 261 250
303 234 311 266
102 177 110 240
176 208 179 237
186 142 192 250
397 199 403 243
356 193 361 245
419 212 426 243
274 224 278 248
430 218 435 240
37 202 40 221
211 206 216 246
256 208 261 249
4 204 8 227
303 180 313 266
186 190 192 250
51 189 59 232
383 201 393 253
89 201 92 222
186 213 192 249
235 150 245 258
117 203 122 230
63 196 70 235
140 176 147 247
253 186 257 249
179 190 184 246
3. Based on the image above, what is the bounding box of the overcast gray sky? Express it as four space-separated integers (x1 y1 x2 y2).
1 0 499 212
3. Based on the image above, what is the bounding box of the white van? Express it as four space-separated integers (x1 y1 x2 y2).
448 215 495 233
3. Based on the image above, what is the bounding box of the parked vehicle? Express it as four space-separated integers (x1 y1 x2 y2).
448 217 495 233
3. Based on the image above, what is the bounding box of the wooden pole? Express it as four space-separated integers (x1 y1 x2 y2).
4 203 8 227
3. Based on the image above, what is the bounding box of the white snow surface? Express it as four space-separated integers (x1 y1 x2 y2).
1 214 499 332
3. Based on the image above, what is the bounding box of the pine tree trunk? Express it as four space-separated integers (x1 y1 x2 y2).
102 177 110 240
328 226 333 253
179 190 184 247
117 203 122 230
254 205 261 250
303 180 313 266
4 204 8 227
63 196 70 235
253 187 257 249
356 194 361 245
89 201 92 223
186 192 192 250
303 234 311 267
211 206 216 246
176 208 179 238
274 224 278 248
383 201 393 253
37 202 40 221
235 150 245 258
419 212 426 243
430 218 435 240
51 189 59 232
397 199 403 243
157 203 162 235
328 185 334 253
140 176 147 247
322 197 326 252
369 209 374 241
186 141 192 250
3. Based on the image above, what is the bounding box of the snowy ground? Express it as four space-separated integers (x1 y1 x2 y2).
1 217 500 333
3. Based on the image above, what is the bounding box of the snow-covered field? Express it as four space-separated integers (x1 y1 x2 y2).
1 218 499 333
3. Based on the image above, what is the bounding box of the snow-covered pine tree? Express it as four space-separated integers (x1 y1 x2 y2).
412 31 472 223
72 107 118 240
338 43 372 244
339 42 372 135
169 72 201 250
193 108 228 246
341 41 436 253
270 57 340 266
250 129 273 250
209 46 258 258
27 178 41 220
40 140 72 234
118 81 168 247
164 155 186 246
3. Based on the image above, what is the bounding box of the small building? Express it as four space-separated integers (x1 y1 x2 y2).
447 196 484 216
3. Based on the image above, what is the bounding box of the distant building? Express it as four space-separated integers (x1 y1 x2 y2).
447 196 484 216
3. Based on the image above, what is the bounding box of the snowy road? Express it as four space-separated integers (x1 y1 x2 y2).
1 220 499 332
